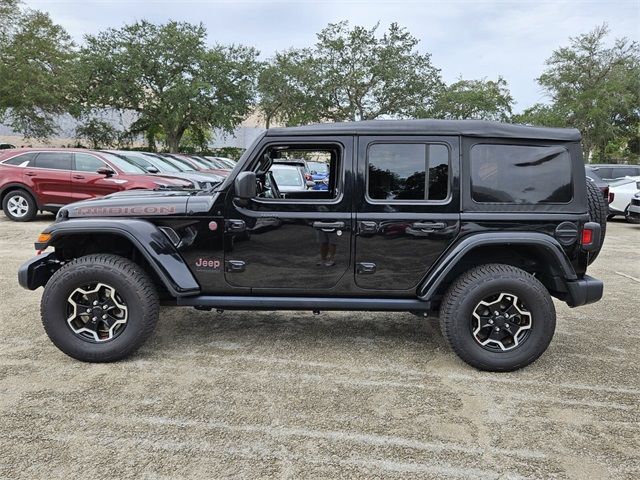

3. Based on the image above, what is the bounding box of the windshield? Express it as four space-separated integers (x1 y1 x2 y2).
186 156 213 169
306 161 328 174
164 155 197 171
272 166 303 186
100 152 147 173
141 153 183 173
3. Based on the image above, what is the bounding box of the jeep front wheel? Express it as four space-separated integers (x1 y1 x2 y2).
41 254 159 362
439 264 556 372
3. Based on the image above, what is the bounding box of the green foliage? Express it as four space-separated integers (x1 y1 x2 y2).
536 24 640 161
258 21 442 125
76 20 259 152
427 77 514 121
74 117 118 149
0 1 74 138
511 103 568 127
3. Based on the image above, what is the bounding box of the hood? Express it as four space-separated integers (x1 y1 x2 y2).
59 189 194 218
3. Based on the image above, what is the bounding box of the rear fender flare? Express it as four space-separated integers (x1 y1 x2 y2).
41 218 200 297
417 232 577 301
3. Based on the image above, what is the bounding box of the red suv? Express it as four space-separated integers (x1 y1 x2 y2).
0 148 194 221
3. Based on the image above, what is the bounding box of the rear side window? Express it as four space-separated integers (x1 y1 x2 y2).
367 143 449 201
3 153 35 166
74 153 106 172
471 144 572 204
34 152 72 171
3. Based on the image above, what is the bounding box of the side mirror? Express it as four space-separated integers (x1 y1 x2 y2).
306 180 316 188
97 167 115 177
146 166 159 174
235 171 256 199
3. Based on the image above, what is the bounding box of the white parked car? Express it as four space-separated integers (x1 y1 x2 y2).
627 192 640 223
608 176 640 222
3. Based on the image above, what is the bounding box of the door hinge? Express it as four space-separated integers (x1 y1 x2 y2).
358 221 378 234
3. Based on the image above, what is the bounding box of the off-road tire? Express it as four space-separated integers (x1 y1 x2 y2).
439 264 556 372
586 180 607 264
41 254 159 362
2 189 37 221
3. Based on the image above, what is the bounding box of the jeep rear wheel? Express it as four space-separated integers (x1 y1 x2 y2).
439 264 556 372
2 190 37 221
41 254 159 362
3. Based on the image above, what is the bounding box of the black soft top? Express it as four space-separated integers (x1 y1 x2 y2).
267 119 581 141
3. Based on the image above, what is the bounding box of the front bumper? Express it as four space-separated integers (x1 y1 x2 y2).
565 275 604 308
18 252 60 290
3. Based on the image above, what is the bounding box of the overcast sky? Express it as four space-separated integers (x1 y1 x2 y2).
25 0 640 113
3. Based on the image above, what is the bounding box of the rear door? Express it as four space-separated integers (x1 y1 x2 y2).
26 152 73 207
354 136 461 291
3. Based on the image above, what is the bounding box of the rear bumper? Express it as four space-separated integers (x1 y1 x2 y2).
565 275 604 308
18 252 59 290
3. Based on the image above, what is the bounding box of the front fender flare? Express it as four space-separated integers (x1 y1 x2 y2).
39 218 200 297
417 232 577 301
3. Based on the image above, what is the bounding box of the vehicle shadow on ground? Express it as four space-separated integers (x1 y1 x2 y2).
148 309 447 358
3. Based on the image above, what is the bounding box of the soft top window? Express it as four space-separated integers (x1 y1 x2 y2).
471 144 572 204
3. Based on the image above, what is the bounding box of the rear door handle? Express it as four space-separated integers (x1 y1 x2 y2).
412 222 446 232
312 221 345 232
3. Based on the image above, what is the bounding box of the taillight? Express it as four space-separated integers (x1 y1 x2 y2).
608 191 614 203
603 186 610 202
581 228 593 246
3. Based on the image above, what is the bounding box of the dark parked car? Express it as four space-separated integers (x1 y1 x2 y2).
585 167 611 202
105 150 224 190
0 148 193 221
0 143 16 150
19 120 605 372
161 153 230 177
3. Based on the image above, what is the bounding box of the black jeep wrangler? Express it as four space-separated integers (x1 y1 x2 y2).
18 120 607 371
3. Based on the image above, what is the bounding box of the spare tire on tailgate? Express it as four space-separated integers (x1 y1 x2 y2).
586 179 607 265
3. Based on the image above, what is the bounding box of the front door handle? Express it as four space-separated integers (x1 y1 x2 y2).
312 221 345 232
72 175 85 179
412 222 446 232
25 171 37 177
225 219 246 232
225 260 246 273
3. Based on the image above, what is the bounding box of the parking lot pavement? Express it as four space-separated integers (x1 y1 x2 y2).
0 214 638 479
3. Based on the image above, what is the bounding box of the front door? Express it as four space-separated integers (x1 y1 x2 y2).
223 137 353 292
71 152 123 201
354 136 461 291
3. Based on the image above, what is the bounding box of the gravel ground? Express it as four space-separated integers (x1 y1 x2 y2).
0 214 638 479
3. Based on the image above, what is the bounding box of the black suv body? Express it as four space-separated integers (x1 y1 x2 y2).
18 120 605 371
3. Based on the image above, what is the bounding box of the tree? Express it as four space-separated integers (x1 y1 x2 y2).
427 77 514 121
76 21 259 152
536 24 640 161
258 21 442 125
0 0 74 138
75 117 118 149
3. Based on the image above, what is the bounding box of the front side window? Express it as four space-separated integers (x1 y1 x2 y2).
253 144 341 200
34 152 72 170
471 144 572 204
367 143 449 201
74 153 106 172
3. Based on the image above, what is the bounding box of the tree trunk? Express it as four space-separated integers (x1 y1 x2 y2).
166 129 184 153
